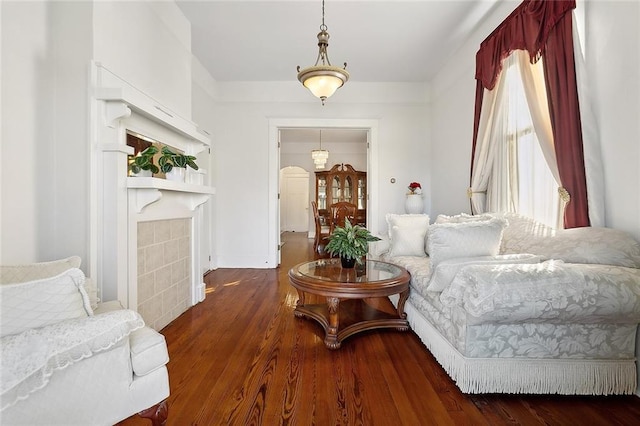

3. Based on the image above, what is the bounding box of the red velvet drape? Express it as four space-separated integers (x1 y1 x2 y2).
471 0 590 228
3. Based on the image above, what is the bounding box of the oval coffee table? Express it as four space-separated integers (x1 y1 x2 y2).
288 259 410 349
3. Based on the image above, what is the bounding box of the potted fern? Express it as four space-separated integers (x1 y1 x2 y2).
128 145 159 177
325 218 381 268
158 146 198 182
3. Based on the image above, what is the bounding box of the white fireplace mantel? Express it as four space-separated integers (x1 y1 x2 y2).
127 177 215 213
91 62 213 312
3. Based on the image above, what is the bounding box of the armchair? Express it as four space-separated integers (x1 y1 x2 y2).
0 257 170 425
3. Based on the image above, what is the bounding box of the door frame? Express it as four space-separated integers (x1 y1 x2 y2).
268 118 379 267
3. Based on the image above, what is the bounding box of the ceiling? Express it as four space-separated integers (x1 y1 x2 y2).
175 1 505 144
176 0 504 83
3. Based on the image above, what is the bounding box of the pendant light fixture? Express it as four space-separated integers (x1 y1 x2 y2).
311 129 329 169
296 0 349 105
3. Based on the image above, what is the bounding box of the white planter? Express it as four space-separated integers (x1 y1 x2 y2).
405 194 424 214
165 168 185 182
131 169 152 178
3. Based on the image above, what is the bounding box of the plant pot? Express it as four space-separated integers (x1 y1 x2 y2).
341 256 356 269
131 169 152 178
165 167 185 182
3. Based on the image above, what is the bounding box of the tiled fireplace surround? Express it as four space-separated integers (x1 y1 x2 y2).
92 63 212 330
137 218 191 330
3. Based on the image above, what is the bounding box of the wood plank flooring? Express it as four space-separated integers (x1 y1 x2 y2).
119 232 640 426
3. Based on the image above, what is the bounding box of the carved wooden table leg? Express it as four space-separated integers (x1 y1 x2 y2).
396 289 410 331
324 296 341 349
294 289 306 318
138 399 168 426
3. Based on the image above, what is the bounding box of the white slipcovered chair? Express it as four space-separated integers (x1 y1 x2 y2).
0 256 170 425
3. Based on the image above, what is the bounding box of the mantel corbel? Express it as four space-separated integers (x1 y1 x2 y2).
104 101 132 128
132 188 163 213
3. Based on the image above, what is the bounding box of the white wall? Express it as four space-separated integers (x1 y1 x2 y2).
212 85 430 267
1 1 92 265
93 1 192 118
1 0 196 273
585 1 640 240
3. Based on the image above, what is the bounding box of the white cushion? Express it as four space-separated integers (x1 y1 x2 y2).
385 214 430 257
0 256 81 284
426 217 507 267
497 212 555 254
130 327 170 376
426 253 542 292
0 268 93 337
0 256 99 310
531 227 640 268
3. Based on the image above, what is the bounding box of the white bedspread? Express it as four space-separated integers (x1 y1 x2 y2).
1 309 144 411
440 260 640 322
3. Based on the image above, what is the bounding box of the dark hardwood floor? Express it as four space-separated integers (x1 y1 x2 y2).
120 232 640 426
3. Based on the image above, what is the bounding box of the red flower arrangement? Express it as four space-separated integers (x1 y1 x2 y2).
408 182 422 195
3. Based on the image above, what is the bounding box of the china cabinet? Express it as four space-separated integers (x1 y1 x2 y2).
315 164 366 226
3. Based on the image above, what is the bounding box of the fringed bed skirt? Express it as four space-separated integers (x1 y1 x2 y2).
403 301 638 395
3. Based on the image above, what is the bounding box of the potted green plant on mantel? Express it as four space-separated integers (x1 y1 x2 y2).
325 218 381 268
158 146 198 182
128 145 159 177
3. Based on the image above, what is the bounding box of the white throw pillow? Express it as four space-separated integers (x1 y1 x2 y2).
385 214 430 257
0 268 93 337
426 217 507 267
426 253 542 292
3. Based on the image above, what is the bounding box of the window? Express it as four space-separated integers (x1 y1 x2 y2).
502 53 561 228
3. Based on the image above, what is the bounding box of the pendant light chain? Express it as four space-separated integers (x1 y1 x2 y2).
320 0 327 31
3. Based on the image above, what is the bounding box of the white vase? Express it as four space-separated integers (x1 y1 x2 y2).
165 168 185 182
405 194 424 214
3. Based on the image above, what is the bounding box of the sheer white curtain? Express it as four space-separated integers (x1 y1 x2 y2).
470 51 564 228
515 50 565 228
469 69 507 214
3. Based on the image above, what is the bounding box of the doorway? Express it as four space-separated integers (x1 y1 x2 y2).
280 166 310 232
268 118 380 267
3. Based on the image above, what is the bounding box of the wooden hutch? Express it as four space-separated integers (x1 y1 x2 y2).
315 163 366 226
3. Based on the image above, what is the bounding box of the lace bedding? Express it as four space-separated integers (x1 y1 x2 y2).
440 261 640 322
386 254 640 360
0 309 145 411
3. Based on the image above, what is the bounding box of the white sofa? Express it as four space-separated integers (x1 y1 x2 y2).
0 257 170 425
377 212 640 395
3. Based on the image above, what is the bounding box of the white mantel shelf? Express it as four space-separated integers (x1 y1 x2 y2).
127 177 215 194
127 177 215 213
95 86 210 147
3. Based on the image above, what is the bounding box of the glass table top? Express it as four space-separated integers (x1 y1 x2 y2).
295 259 405 284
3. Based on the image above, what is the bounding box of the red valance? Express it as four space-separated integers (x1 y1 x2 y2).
475 0 575 90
